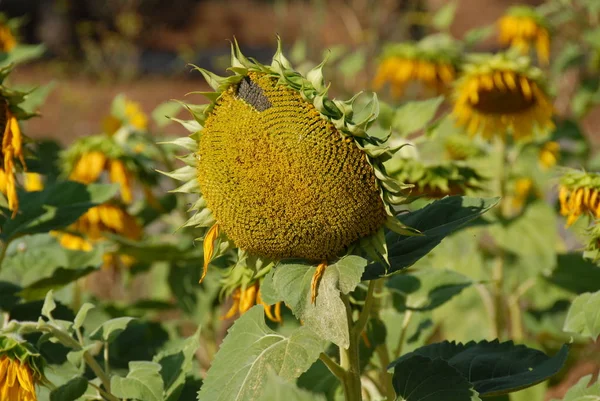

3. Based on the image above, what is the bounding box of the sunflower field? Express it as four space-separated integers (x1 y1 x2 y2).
0 0 599 400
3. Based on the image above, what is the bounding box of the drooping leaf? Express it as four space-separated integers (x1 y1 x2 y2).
262 256 366 348
563 291 600 341
390 340 569 397
364 196 499 279
89 317 137 343
550 375 600 401
73 303 95 331
111 361 164 401
392 97 444 137
0 181 117 241
198 306 325 401
154 328 201 401
49 376 88 401
392 354 482 401
386 268 473 311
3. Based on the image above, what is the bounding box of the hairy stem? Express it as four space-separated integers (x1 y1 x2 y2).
341 294 363 401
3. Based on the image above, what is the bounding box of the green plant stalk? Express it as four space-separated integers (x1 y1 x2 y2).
494 138 508 339
393 310 413 359
0 239 11 274
342 293 363 401
18 322 116 400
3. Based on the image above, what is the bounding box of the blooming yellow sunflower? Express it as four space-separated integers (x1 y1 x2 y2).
558 169 600 226
102 96 149 136
451 52 554 141
0 336 46 401
498 6 550 65
373 34 461 98
163 39 416 308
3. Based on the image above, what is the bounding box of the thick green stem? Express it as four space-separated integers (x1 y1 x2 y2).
341 294 363 401
375 343 395 401
494 138 508 339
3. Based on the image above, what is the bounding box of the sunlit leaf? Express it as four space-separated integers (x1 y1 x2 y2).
198 306 325 401
111 361 164 401
563 291 600 340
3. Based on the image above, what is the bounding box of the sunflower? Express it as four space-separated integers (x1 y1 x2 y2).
558 169 600 226
384 157 485 198
102 97 149 136
373 34 461 98
511 177 535 210
0 67 35 217
55 203 142 268
498 6 550 65
451 52 554 141
63 133 158 205
163 39 415 308
23 173 42 192
0 336 46 401
0 21 16 53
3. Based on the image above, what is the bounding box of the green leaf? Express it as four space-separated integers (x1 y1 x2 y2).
152 101 183 128
41 290 56 319
392 354 481 401
364 196 499 279
89 317 137 343
0 44 45 66
20 266 97 300
154 328 201 401
390 341 569 397
1 181 117 241
552 43 585 75
563 291 600 340
489 201 557 278
392 97 444 137
261 371 327 401
264 256 366 348
545 253 600 294
0 281 21 310
198 306 325 401
297 359 341 401
49 376 88 401
431 2 457 30
1 234 104 300
463 26 494 47
550 375 600 401
111 361 164 401
386 268 473 311
73 303 95 331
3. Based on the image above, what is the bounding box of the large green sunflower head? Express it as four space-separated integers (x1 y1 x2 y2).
164 38 415 281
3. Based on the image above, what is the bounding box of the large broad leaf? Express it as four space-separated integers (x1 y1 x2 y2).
111 361 164 401
364 196 499 279
0 234 103 300
154 329 201 401
197 306 325 401
390 340 569 397
550 375 600 401
391 97 444 137
0 181 117 241
49 376 88 401
261 371 327 401
386 268 473 311
563 291 600 341
110 235 202 263
392 354 482 401
260 256 366 348
545 254 600 294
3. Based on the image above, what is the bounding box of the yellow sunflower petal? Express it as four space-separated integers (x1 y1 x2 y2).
200 224 220 283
